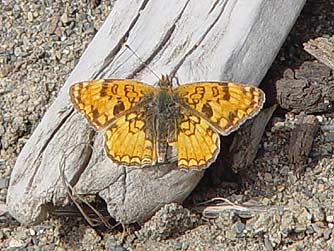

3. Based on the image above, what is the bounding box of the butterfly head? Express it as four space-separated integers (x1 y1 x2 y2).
158 75 173 89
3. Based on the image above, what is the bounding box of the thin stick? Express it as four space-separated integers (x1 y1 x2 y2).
193 197 286 219
59 143 114 229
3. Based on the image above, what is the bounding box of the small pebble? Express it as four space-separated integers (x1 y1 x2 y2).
232 222 245 235
27 12 34 22
316 115 324 123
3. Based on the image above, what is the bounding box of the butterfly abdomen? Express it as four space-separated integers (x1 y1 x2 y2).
153 89 180 163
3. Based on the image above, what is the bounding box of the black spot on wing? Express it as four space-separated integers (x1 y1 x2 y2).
113 100 125 115
201 103 213 118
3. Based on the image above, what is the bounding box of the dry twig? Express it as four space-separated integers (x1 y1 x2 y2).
59 143 114 229
193 197 285 219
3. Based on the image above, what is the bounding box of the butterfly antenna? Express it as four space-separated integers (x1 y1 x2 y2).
124 44 160 80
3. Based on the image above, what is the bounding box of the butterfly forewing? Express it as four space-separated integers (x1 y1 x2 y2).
69 79 156 130
173 82 265 135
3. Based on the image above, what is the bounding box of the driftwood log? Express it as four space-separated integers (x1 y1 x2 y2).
229 105 277 171
7 0 306 225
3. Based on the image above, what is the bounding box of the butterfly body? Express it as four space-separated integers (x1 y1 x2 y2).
70 76 265 170
144 77 181 163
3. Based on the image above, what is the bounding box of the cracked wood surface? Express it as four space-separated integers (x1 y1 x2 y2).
7 0 306 224
288 115 319 175
304 36 334 71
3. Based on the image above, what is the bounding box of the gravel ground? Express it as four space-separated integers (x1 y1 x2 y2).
1 0 334 250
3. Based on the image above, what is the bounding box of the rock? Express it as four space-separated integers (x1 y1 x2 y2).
60 12 70 25
135 203 199 241
0 178 9 189
14 47 22 57
8 238 26 248
105 242 126 251
326 215 334 223
81 227 101 250
27 12 34 22
47 15 59 34
232 222 245 235
0 65 14 78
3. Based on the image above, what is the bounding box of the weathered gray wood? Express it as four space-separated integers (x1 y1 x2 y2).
229 105 277 171
288 114 319 175
304 36 334 70
7 0 306 225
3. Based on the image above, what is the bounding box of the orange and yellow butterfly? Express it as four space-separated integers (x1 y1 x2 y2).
69 75 265 169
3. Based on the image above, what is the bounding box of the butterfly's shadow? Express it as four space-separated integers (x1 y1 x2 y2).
186 105 278 206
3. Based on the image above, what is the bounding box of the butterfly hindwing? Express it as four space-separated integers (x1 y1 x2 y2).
104 105 157 166
174 82 265 135
170 107 220 169
69 79 156 130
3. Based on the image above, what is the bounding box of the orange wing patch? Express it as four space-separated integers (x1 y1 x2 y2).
69 79 156 130
104 108 156 167
174 82 265 135
170 108 220 169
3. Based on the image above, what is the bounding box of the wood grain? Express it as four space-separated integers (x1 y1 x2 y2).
304 37 334 70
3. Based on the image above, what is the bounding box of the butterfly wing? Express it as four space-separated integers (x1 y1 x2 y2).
174 82 265 135
170 107 220 169
69 79 156 130
104 105 157 167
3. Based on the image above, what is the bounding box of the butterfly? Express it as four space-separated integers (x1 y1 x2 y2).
69 75 265 169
